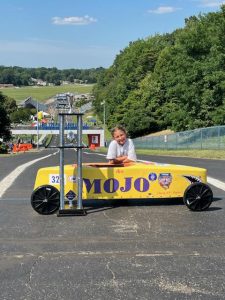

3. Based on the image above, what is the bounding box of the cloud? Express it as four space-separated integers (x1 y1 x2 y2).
148 6 181 14
52 15 97 25
198 0 225 7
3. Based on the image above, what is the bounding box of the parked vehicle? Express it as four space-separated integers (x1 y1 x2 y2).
31 161 213 215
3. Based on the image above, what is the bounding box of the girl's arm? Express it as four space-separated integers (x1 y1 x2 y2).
109 155 133 164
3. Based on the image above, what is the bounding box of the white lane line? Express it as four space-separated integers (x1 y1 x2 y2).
91 153 107 157
83 151 107 156
0 151 59 198
208 177 225 192
0 198 30 201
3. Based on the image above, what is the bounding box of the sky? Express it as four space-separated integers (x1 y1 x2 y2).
0 0 225 69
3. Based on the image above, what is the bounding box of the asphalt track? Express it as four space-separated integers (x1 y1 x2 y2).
0 149 225 300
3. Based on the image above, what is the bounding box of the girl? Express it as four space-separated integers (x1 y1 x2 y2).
106 125 137 164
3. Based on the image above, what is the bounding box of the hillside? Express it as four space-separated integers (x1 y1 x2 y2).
93 6 225 138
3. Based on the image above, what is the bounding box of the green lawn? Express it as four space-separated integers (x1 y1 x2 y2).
99 148 225 160
1 84 94 103
135 149 225 159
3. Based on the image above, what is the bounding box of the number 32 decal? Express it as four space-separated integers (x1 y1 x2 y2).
49 174 66 185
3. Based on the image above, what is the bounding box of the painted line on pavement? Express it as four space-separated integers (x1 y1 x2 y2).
91 153 107 157
0 151 58 198
207 177 225 192
0 198 30 201
83 151 106 156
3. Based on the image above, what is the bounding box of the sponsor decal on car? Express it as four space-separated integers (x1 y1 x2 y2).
66 190 76 200
68 175 77 183
148 173 157 181
158 173 172 189
49 174 66 185
83 176 151 194
183 175 201 183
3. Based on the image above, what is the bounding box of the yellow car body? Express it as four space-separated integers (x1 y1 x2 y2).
34 162 207 200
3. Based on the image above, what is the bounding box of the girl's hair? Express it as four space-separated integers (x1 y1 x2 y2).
111 125 127 137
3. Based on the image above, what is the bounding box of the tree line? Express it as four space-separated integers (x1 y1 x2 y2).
0 66 105 86
0 92 16 141
93 6 225 138
0 91 34 151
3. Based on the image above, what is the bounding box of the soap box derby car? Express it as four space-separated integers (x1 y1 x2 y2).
31 161 213 215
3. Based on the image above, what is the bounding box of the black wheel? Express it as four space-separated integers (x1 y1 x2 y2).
183 182 213 211
31 185 60 215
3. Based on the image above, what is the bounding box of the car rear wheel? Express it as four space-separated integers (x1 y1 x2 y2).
31 185 60 215
183 182 213 211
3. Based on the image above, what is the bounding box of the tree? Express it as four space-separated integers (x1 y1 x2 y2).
0 66 104 86
10 108 32 123
92 6 225 136
93 34 173 132
4 96 17 114
0 92 11 141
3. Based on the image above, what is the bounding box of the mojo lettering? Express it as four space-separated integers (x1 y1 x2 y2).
83 178 101 194
134 178 149 192
83 177 150 194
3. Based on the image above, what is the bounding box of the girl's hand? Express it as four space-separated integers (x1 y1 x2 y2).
109 156 129 164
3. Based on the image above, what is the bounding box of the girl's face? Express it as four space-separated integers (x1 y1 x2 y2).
113 129 127 145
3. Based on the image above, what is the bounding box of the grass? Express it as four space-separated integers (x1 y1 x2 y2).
98 147 225 160
135 149 225 159
0 84 94 103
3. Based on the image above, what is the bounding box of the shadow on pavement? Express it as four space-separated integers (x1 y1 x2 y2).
84 198 182 214
82 197 222 214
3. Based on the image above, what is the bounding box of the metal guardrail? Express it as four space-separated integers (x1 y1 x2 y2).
134 126 225 150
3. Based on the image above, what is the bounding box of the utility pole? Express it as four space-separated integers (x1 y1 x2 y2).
101 101 106 147
37 100 39 150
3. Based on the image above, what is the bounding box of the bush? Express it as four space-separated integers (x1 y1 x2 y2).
0 142 9 154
